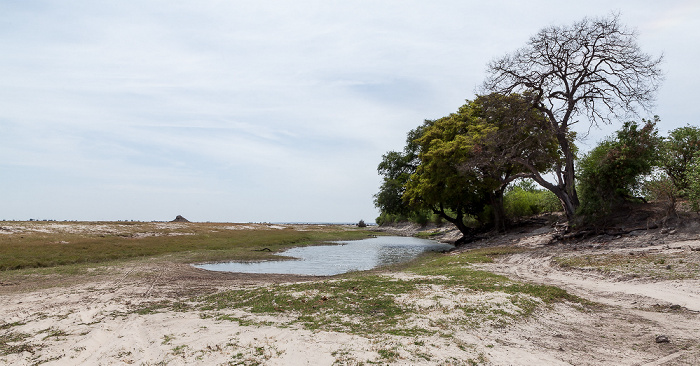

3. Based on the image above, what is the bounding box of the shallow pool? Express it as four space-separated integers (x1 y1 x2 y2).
194 236 453 276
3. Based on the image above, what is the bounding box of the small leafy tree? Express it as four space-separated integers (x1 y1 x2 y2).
374 122 432 224
688 152 700 212
403 114 494 236
578 119 661 220
660 125 700 193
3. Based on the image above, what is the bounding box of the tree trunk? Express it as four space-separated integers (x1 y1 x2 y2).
557 131 580 212
433 206 472 239
513 157 578 220
527 172 577 220
489 190 507 232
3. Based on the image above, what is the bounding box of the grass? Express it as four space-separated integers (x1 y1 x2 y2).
0 221 374 271
0 329 34 356
197 247 583 336
553 251 700 280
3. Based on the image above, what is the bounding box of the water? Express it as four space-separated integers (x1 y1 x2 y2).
194 236 453 276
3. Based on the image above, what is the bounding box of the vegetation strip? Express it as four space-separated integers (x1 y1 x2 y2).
196 247 584 336
0 222 374 271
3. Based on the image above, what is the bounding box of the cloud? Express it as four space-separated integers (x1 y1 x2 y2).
0 0 698 221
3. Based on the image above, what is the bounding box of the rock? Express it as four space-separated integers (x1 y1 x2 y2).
171 215 190 223
670 304 682 310
655 335 670 343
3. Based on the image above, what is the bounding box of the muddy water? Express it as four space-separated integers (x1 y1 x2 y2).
194 236 453 276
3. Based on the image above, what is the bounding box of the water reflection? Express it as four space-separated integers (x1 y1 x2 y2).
194 236 453 276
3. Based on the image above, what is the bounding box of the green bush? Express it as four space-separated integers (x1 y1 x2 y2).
577 120 661 220
375 210 431 226
504 180 561 218
688 152 700 212
660 125 700 193
642 172 679 216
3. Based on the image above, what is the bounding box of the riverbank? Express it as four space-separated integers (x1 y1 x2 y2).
1 220 699 365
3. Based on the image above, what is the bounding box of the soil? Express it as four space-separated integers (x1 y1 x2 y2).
1 214 699 365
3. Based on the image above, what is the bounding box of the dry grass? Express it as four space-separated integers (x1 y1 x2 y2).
0 221 373 271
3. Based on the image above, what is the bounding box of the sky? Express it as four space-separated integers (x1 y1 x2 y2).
1 0 699 223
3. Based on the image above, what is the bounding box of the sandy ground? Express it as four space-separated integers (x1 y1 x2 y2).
1 223 699 365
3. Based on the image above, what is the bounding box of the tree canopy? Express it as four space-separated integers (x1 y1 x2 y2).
660 125 700 192
577 118 661 219
400 93 558 236
482 14 664 219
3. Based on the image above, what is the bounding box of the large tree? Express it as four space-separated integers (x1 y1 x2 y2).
402 94 558 237
482 14 663 220
403 114 493 237
374 122 431 221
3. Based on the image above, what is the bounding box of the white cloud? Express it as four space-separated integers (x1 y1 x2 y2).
0 0 697 221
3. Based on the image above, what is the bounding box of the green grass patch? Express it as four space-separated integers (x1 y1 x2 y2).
0 222 374 271
415 230 443 239
554 251 700 280
197 246 582 336
0 330 35 356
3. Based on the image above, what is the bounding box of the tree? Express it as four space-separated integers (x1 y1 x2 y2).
403 94 558 236
577 119 661 220
455 93 559 230
660 125 700 193
403 114 493 237
688 152 700 212
483 14 663 220
374 122 432 224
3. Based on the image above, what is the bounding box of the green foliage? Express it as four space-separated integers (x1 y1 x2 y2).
0 223 373 271
199 247 581 336
375 210 434 226
660 125 700 193
688 152 700 212
642 171 683 217
402 93 558 232
577 119 661 220
403 113 495 222
503 180 561 218
374 122 432 221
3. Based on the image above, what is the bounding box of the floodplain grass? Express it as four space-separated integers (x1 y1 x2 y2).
0 329 34 356
0 222 375 271
197 246 584 337
554 251 700 280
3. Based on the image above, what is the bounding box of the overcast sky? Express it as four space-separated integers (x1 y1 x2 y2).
1 1 698 223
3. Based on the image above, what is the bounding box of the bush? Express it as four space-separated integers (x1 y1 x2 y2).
375 210 431 226
577 120 661 220
660 125 700 193
688 152 700 212
642 172 679 216
504 180 562 218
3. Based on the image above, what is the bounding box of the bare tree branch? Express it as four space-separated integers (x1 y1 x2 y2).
481 14 663 219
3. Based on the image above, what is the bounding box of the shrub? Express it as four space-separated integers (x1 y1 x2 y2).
688 152 700 212
577 119 661 220
643 172 679 216
660 125 700 193
504 180 562 218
